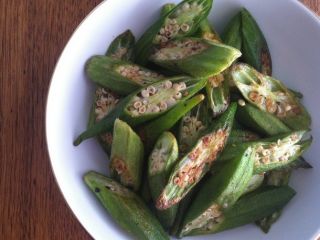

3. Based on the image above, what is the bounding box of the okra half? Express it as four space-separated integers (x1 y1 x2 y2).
148 132 179 229
84 171 169 240
179 146 255 236
232 63 311 130
150 37 241 77
156 103 237 210
86 55 165 95
110 119 144 191
135 0 213 65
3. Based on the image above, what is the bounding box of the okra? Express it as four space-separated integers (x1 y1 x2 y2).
150 37 241 77
160 3 176 17
148 132 179 228
84 171 169 240
156 103 237 210
180 146 255 236
227 129 260 145
187 186 295 235
242 173 265 195
236 102 291 136
74 76 206 145
110 119 144 191
106 30 135 61
241 8 272 75
178 101 210 156
142 94 205 149
232 63 311 130
221 11 242 50
86 56 165 95
135 0 213 65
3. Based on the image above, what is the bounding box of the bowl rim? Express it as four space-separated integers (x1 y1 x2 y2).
45 0 320 239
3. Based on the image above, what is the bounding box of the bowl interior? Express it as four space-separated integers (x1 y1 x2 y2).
46 0 320 239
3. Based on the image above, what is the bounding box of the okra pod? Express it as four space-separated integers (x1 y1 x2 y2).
148 132 179 228
221 11 242 50
156 103 237 210
150 37 241 77
84 171 169 240
241 8 272 75
142 94 205 149
188 186 296 235
110 119 144 191
86 55 165 95
106 30 135 61
135 0 213 65
180 146 255 236
178 101 210 156
74 76 206 145
232 63 311 130
160 3 176 17
236 102 291 136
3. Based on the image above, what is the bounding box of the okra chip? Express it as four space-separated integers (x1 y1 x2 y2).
122 76 207 125
134 0 213 65
156 103 237 210
148 132 179 229
180 146 255 236
86 55 165 95
241 8 272 75
84 171 169 240
106 29 135 61
150 37 241 77
110 119 144 191
232 63 311 130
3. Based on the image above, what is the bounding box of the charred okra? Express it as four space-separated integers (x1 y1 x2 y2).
156 103 237 210
148 132 179 229
179 146 255 236
232 64 311 130
150 37 241 77
135 0 213 65
86 56 165 95
84 171 169 240
110 119 144 191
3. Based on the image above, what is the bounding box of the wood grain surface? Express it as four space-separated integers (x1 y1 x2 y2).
0 1 319 239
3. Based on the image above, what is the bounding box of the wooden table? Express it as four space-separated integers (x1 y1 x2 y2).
0 1 319 239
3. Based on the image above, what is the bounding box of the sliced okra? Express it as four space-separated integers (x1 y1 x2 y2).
110 119 144 191
236 102 291 136
241 8 272 75
142 94 205 149
221 11 242 50
178 101 210 156
186 186 296 236
242 173 265 195
148 132 179 229
84 171 169 240
232 63 311 130
74 76 206 146
150 37 241 77
179 146 255 236
227 129 260 145
122 76 207 125
156 103 237 210
106 30 135 61
134 0 213 65
160 3 176 17
86 55 165 95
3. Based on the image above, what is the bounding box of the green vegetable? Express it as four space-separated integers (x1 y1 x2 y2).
110 119 144 191
84 171 169 240
86 55 165 95
148 132 179 228
179 146 255 236
232 63 311 130
156 103 237 210
150 37 241 77
135 0 213 65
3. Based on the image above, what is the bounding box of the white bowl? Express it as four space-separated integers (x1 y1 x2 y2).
46 0 320 239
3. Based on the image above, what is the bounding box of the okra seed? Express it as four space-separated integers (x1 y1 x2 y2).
179 82 187 90
262 149 270 156
159 101 168 111
151 105 160 113
166 97 177 106
141 89 149 98
133 101 142 109
182 3 190 11
181 23 190 32
147 86 157 95
138 106 146 114
142 99 148 105
160 28 165 34
238 99 246 106
175 92 182 99
184 116 191 123
285 105 292 111
173 83 180 91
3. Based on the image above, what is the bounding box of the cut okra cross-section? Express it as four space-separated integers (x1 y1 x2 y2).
150 37 241 77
